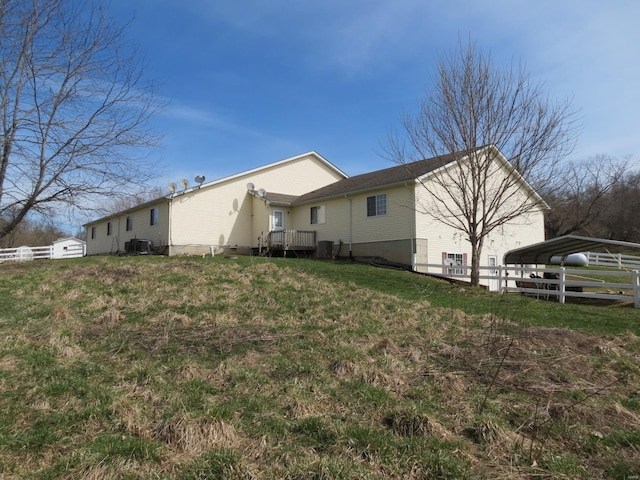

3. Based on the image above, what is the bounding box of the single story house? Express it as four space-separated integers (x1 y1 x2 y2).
85 147 547 287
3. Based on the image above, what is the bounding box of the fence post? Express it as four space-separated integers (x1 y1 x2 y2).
634 271 640 309
559 267 566 304
497 266 503 293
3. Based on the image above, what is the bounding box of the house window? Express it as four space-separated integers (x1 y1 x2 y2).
126 216 133 231
91 227 95 239
366 194 386 217
310 205 325 225
106 222 112 236
150 207 159 226
442 252 467 275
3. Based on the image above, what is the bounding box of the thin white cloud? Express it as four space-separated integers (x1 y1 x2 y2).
122 0 640 166
164 103 223 125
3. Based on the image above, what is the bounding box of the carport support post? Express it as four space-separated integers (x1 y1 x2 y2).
559 267 566 304
634 271 640 309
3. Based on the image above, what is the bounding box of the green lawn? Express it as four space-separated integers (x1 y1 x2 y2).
282 257 640 336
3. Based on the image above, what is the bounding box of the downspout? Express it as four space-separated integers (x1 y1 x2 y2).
248 193 253 250
407 181 417 271
168 196 173 256
116 215 122 254
346 195 353 258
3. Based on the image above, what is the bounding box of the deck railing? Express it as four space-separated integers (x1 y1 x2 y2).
259 230 316 253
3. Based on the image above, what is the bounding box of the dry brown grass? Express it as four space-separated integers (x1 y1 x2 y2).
1 256 639 479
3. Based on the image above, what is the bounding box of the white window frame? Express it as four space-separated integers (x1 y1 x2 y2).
150 207 159 226
310 205 325 225
445 252 464 275
366 194 386 217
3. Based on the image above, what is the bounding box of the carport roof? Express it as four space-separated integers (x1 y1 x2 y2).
503 235 640 265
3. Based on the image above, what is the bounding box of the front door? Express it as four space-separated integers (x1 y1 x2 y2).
272 210 285 231
270 210 285 246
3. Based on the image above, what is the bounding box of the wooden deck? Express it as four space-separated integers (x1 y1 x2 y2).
259 230 316 255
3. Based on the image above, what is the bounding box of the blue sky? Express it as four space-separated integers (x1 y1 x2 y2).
109 0 640 189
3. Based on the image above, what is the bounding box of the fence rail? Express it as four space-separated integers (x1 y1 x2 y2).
586 251 640 270
414 262 640 308
0 243 85 262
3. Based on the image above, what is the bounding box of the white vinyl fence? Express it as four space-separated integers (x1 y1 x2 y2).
414 262 640 308
586 251 640 270
0 243 85 262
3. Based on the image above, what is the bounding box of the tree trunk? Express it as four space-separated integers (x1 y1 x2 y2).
469 237 483 287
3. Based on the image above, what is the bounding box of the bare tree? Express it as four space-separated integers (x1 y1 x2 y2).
105 186 167 215
543 155 630 238
0 0 160 241
386 41 578 286
600 169 640 242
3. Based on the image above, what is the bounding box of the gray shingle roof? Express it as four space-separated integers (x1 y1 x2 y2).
292 152 461 205
263 192 299 205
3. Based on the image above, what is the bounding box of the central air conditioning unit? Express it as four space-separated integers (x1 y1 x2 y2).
124 238 153 255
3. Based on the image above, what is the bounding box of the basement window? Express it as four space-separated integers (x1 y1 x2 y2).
366 194 386 217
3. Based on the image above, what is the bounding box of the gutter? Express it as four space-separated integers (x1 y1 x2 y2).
346 194 353 257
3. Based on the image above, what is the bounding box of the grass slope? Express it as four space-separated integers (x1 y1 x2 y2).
0 255 639 479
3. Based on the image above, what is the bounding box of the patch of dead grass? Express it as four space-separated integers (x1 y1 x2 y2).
154 414 237 455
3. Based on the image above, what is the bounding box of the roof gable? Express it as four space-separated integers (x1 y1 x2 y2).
197 151 347 192
292 146 547 209
294 154 457 204
293 152 461 205
84 151 345 225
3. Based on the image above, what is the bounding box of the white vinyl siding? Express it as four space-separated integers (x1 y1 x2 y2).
168 153 345 249
85 201 169 255
413 153 546 286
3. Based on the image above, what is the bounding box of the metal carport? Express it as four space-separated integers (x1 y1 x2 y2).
503 234 640 266
502 235 640 308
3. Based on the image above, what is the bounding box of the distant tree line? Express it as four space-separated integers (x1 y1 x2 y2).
543 155 640 242
0 218 70 249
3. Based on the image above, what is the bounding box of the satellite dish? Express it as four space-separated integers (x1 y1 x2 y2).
246 182 255 192
257 188 266 198
194 175 205 185
168 182 177 192
180 179 189 189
